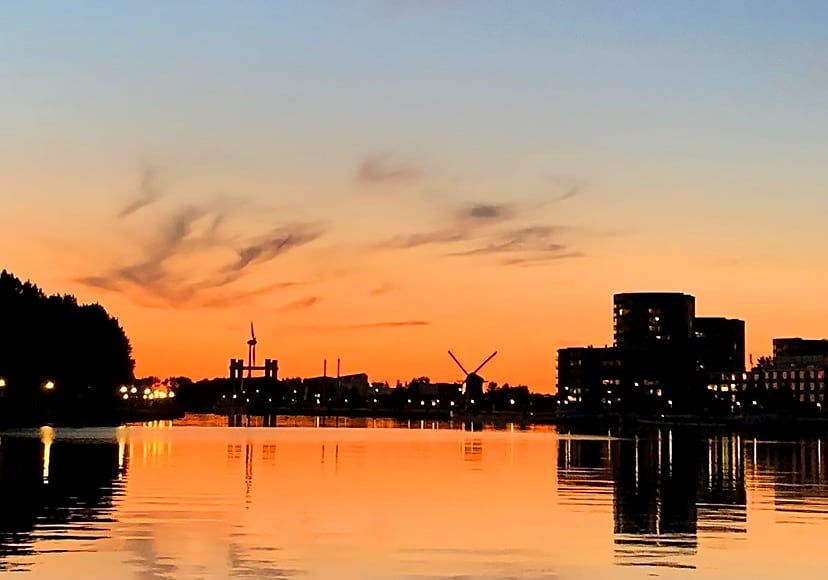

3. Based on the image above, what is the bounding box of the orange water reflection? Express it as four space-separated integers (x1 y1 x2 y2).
2 419 828 579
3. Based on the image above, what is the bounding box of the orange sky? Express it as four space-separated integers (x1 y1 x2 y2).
5 208 828 393
5 210 828 393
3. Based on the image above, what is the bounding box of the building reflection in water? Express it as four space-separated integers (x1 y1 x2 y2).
699 435 746 535
611 431 703 568
462 438 483 466
753 438 828 516
245 442 253 506
0 430 126 571
262 444 276 464
558 429 749 570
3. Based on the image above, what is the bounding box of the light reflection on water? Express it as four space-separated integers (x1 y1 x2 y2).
1 416 828 578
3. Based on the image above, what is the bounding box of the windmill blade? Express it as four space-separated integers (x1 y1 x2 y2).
448 350 469 376
250 321 256 341
471 351 497 375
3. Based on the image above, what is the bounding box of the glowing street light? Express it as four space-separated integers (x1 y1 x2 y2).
0 378 6 388
43 380 55 391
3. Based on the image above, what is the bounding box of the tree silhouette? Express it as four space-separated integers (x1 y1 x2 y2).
0 270 135 423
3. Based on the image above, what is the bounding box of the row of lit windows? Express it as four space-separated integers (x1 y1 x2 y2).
765 370 824 380
718 373 750 381
770 382 826 392
711 381 826 392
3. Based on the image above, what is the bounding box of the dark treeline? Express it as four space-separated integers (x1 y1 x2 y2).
0 270 135 425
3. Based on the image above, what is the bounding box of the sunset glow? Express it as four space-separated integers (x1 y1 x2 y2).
3 2 828 391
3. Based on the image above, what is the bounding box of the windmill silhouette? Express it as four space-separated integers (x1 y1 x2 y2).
247 321 257 379
448 350 497 409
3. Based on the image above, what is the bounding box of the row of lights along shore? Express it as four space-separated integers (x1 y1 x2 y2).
0 377 55 391
118 384 176 401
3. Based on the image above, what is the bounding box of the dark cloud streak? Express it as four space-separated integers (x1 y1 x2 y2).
231 224 324 272
459 203 515 221
356 153 423 186
556 184 580 201
276 296 319 312
347 320 429 329
382 228 468 249
448 225 580 265
368 282 396 296
118 166 165 218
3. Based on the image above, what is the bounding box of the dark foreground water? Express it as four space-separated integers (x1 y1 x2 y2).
1 415 827 579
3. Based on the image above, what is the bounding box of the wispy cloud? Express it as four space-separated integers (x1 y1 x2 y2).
196 282 301 308
118 165 165 218
500 251 584 267
368 282 396 296
449 225 568 256
231 224 324 272
379 201 517 250
347 320 429 329
456 202 517 223
556 184 580 201
78 172 324 307
383 228 468 249
356 153 423 186
276 296 319 312
374 195 584 265
288 320 430 332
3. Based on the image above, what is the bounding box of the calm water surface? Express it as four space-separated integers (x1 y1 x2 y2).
2 414 828 579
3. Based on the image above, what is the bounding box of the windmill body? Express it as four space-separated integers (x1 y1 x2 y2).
448 350 497 411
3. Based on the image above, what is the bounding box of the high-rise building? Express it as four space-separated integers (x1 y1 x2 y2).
613 292 696 349
773 338 828 368
559 291 748 414
694 317 745 372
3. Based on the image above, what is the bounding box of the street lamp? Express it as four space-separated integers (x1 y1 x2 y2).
0 378 6 388
43 380 55 391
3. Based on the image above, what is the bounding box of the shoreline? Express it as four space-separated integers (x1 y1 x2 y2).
3 405 828 437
